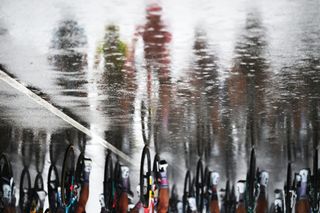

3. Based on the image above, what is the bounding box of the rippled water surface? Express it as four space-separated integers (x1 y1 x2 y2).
0 0 320 210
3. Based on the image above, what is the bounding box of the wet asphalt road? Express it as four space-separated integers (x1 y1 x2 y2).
0 0 320 210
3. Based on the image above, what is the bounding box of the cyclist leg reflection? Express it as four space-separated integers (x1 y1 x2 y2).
117 166 132 213
75 158 92 213
157 160 169 213
209 172 220 213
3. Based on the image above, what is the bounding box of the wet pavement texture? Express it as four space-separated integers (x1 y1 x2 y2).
0 0 320 210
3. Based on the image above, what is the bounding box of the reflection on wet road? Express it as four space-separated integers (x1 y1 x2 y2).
1 0 320 210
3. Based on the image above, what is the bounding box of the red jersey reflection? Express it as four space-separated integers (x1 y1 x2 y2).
135 3 172 136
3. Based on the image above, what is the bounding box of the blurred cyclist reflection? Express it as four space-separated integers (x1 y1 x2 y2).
95 25 137 154
49 19 88 98
132 2 172 154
